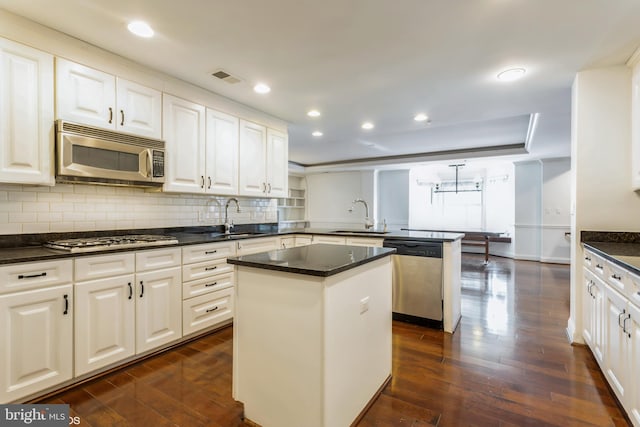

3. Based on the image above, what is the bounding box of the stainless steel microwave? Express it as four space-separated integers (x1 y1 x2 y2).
55 120 165 187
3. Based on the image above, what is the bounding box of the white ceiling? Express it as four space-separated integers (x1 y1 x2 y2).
2 0 640 169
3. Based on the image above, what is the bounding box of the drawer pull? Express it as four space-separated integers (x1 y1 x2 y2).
623 314 632 338
206 306 219 313
611 274 622 281
618 309 627 328
596 264 603 269
63 294 69 315
205 282 218 287
584 256 591 261
18 272 47 279
128 282 133 300
205 266 218 271
139 281 144 298
205 250 218 255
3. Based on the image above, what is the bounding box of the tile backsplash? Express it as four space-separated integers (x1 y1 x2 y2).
0 183 277 235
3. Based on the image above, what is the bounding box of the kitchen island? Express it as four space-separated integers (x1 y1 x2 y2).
227 244 395 427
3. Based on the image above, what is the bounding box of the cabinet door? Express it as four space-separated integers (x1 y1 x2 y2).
592 276 605 364
136 267 182 353
0 38 54 185
266 128 288 198
239 120 267 197
603 284 628 403
280 237 296 249
74 275 135 376
116 78 162 139
0 284 72 403
632 61 640 190
56 58 115 129
206 108 239 195
627 301 640 425
163 94 205 193
295 235 313 247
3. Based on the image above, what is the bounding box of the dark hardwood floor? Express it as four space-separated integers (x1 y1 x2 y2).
41 255 630 426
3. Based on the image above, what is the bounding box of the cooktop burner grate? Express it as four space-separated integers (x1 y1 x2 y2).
45 234 179 253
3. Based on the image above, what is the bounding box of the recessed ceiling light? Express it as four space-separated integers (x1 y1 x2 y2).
307 110 321 117
127 20 154 38
497 68 526 82
312 131 323 137
414 113 429 122
253 83 271 94
361 122 374 130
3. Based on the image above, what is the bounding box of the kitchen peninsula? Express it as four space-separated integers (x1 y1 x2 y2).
227 244 395 427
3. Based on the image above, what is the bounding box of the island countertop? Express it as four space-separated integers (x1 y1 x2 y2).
227 244 396 277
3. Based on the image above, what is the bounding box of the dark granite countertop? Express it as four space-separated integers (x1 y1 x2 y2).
581 231 640 276
227 244 396 277
0 225 461 265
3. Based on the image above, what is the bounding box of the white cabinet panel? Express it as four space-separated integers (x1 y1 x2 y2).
0 284 73 403
136 267 182 353
182 241 235 264
183 271 234 299
56 58 115 129
0 259 72 295
345 237 384 247
0 38 54 185
280 236 296 249
295 235 313 247
604 284 629 402
206 108 239 195
583 269 604 364
266 128 288 197
239 120 267 197
75 253 135 282
182 257 234 282
183 286 233 336
163 94 206 193
628 301 640 426
136 247 181 272
236 237 279 255
74 275 135 376
116 77 162 139
312 235 346 245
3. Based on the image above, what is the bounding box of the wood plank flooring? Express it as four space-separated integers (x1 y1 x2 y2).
40 255 630 426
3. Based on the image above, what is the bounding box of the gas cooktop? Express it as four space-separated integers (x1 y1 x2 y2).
45 234 179 253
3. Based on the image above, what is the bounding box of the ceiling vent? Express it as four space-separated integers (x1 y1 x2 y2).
211 69 242 84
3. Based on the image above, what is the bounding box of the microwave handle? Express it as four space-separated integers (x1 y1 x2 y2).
145 149 152 178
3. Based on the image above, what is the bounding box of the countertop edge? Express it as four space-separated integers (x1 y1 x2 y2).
582 242 640 277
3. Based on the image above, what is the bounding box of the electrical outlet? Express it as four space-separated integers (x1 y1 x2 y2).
360 296 370 314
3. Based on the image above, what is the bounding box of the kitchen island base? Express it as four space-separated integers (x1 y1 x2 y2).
232 255 392 427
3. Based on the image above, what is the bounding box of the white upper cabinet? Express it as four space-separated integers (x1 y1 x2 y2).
267 128 288 198
206 108 239 195
239 120 288 197
0 38 54 185
632 57 640 191
115 77 162 139
56 58 161 139
163 94 206 193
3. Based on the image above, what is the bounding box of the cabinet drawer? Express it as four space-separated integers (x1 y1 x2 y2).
183 272 234 299
0 259 72 295
182 241 235 264
629 270 640 307
136 247 181 272
345 237 383 247
312 235 346 245
182 287 233 336
606 260 628 295
75 253 135 282
583 249 594 268
591 253 606 278
182 258 234 282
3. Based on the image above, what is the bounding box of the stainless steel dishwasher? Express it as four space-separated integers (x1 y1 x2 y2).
382 240 443 328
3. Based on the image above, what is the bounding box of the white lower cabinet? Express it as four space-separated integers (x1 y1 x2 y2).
345 237 384 247
74 275 135 376
0 284 73 403
0 258 74 404
295 235 313 247
236 237 279 255
312 235 346 245
182 242 236 336
74 249 182 375
135 267 182 353
583 248 640 426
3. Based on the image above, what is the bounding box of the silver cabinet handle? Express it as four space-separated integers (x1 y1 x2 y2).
622 314 631 338
618 309 626 328
201 176 205 188
208 176 212 189
108 107 113 124
120 110 125 126
268 183 272 193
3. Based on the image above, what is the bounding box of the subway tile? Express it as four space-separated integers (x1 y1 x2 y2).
85 212 107 221
0 202 22 212
0 191 7 201
73 185 97 194
23 223 50 233
0 223 21 234
73 221 96 231
8 192 37 202
95 186 117 195
22 185 51 193
37 192 63 202
50 202 75 212
0 213 7 223
63 193 86 203
23 202 50 212
0 184 23 191
63 212 85 221
50 222 75 232
38 212 63 223
9 212 37 223
51 184 75 193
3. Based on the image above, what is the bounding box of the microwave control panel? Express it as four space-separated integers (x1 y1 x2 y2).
152 150 165 178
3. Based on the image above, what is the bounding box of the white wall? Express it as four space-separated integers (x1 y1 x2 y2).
514 161 542 261
376 170 409 229
306 171 375 229
0 183 276 234
541 158 571 263
568 65 640 343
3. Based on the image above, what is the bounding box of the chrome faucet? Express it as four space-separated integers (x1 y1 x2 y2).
349 198 374 230
224 198 241 234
